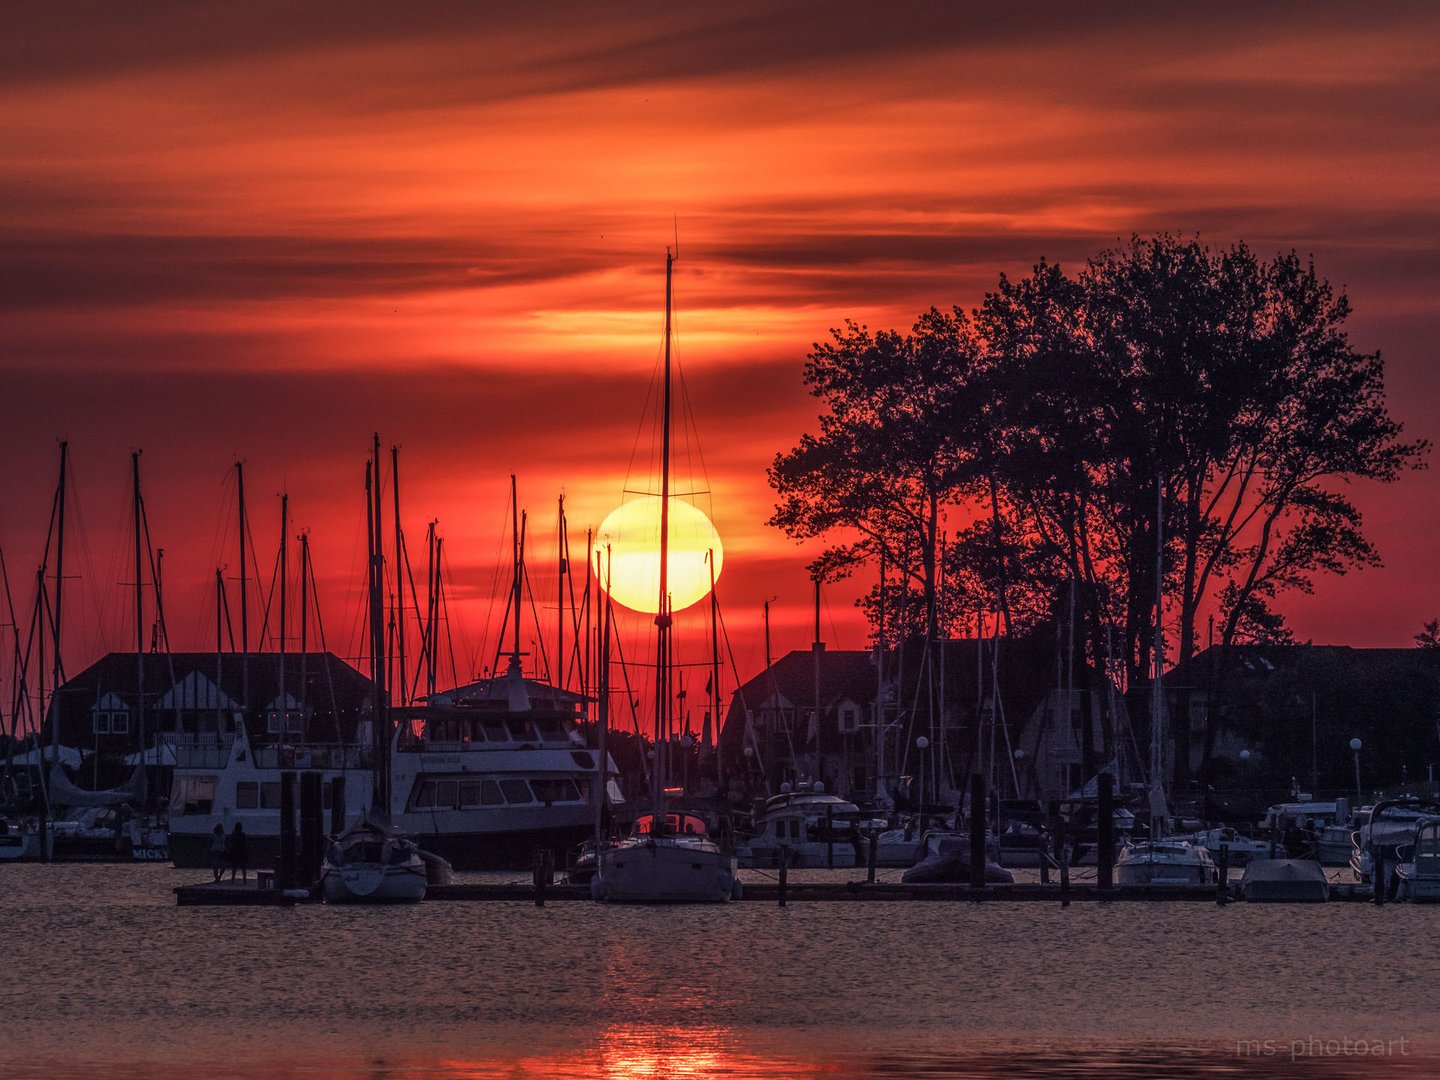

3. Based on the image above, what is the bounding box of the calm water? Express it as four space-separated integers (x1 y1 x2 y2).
2 863 1436 1079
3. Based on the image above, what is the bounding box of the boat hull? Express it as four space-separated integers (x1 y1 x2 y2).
320 862 428 903
594 838 738 903
1239 859 1329 902
171 821 594 871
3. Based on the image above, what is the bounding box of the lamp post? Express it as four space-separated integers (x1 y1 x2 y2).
915 735 930 826
1349 737 1363 803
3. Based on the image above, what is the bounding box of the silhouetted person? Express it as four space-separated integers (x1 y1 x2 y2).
210 823 227 882
228 822 248 882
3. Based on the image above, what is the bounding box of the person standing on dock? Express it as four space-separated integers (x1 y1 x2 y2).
210 823 227 882
228 822 248 882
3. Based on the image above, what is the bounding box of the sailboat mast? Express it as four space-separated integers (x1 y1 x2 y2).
235 462 249 725
1150 474 1166 833
299 530 309 719
132 451 146 803
654 249 675 821
391 446 406 706
49 441 68 779
278 492 288 735
556 495 566 691
510 475 521 666
369 435 389 810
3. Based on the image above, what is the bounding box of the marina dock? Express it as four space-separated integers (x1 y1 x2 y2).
173 878 1384 906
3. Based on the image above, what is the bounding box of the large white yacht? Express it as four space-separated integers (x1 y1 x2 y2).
167 662 622 871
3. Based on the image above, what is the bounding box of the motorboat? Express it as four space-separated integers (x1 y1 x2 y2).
1348 797 1440 885
737 785 884 868
1394 816 1440 902
1178 827 1276 867
1239 858 1329 902
319 809 439 903
592 811 741 903
1114 839 1217 886
1317 822 1358 866
0 817 48 862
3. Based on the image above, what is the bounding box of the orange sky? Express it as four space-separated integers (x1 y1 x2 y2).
2 3 1438 712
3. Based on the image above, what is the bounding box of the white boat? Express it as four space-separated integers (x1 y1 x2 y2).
592 811 740 903
166 664 621 871
1114 839 1217 886
1317 822 1358 866
1178 827 1276 867
737 785 885 868
1394 816 1440 902
0 818 49 862
1348 798 1440 886
592 250 738 905
320 809 431 903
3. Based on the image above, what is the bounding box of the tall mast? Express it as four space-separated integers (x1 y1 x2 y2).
367 435 389 811
278 492 288 735
236 461 249 722
132 451 146 802
298 531 310 718
1150 474 1167 833
50 441 67 765
510 475 522 668
391 446 406 706
556 495 567 691
653 249 675 821
595 546 611 849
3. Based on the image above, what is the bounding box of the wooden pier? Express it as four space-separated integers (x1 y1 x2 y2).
174 877 1382 906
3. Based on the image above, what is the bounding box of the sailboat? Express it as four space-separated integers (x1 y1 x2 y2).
591 251 741 904
319 442 445 903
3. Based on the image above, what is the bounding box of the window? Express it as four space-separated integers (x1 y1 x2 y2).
459 781 482 807
536 719 567 742
468 720 486 743
110 711 130 735
838 707 859 734
482 719 509 742
260 782 281 809
169 775 217 815
531 779 581 804
481 780 504 806
236 782 259 809
414 781 436 809
500 779 533 804
435 780 458 808
508 719 538 742
93 712 111 735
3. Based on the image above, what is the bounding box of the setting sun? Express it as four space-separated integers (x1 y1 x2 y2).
596 497 723 614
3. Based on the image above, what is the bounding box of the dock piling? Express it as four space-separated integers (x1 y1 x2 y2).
778 847 789 906
278 770 297 890
826 807 834 869
1056 815 1071 908
298 771 322 887
1097 772 1114 891
969 774 986 890
866 831 877 884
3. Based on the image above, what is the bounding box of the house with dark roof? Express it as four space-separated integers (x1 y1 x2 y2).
44 651 372 762
719 636 1131 806
1163 644 1440 798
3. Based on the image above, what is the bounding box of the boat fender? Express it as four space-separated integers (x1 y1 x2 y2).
590 876 606 901
730 877 744 901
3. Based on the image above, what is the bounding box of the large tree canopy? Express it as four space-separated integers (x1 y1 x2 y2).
771 235 1427 783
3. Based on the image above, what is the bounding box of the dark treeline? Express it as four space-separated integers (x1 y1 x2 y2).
770 234 1427 785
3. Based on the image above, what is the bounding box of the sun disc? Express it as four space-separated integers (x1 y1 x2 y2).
595 498 723 614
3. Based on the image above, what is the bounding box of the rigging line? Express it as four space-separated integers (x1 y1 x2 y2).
438 560 460 691
304 545 343 743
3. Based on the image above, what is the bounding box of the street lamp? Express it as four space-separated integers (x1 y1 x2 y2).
1349 737 1363 803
